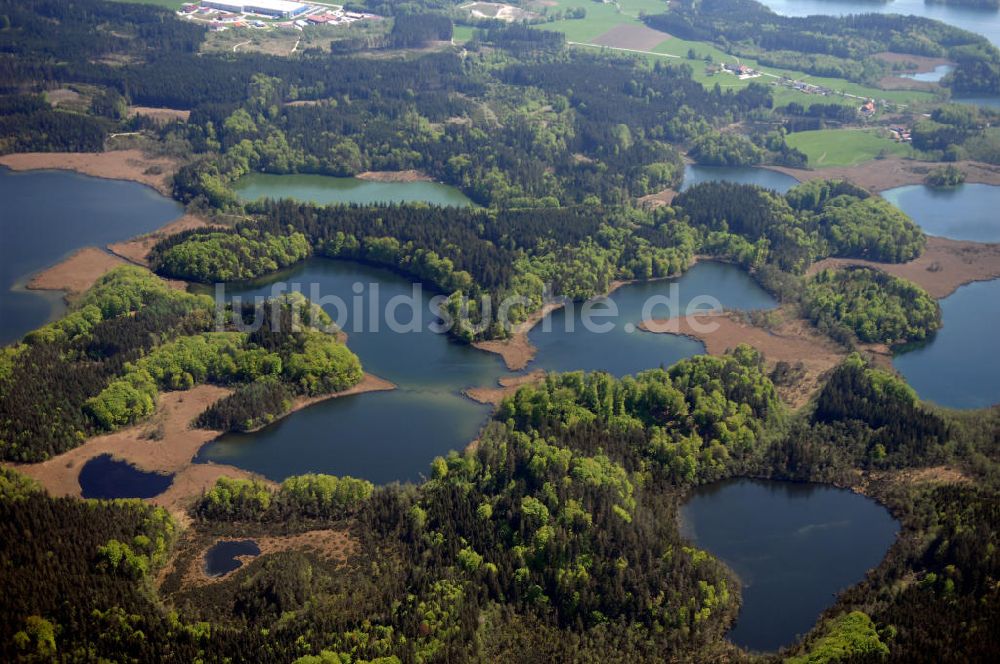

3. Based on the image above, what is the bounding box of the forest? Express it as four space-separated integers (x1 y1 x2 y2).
803 267 941 346
0 268 362 461
1 2 999 662
4 346 999 662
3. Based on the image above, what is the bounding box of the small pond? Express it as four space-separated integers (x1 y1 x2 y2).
680 478 899 652
204 539 261 577
78 454 175 499
681 164 799 194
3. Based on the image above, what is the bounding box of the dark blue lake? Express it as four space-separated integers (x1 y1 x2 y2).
0 167 182 345
78 454 175 499
680 478 899 652
204 539 261 577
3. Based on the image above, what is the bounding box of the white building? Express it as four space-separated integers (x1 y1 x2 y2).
201 0 309 18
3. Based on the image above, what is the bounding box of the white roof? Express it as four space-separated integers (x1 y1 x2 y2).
243 0 307 11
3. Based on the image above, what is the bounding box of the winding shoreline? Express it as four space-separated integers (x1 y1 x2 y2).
0 149 180 197
7 373 397 523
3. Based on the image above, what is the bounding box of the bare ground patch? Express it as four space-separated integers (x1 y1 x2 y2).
127 106 191 124
637 187 677 209
807 236 1000 299
26 248 128 299
591 24 672 51
640 309 847 409
356 169 433 183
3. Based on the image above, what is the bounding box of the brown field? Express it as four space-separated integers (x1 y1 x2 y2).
764 157 1000 193
874 52 953 73
591 24 671 51
26 248 128 298
45 88 83 108
127 106 191 124
637 187 677 209
0 149 179 196
807 236 1000 299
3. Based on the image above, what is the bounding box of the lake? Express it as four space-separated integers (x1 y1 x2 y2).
881 183 1000 242
527 261 777 376
196 259 775 482
0 168 182 345
233 172 475 206
78 454 175 499
893 278 1000 409
680 478 899 652
204 539 260 577
754 0 1000 48
682 164 799 193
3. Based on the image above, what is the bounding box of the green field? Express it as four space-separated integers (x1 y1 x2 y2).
785 129 914 168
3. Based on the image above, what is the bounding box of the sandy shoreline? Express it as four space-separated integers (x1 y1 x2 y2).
356 169 433 183
8 373 396 522
464 370 546 406
807 236 1000 299
108 214 216 266
26 248 129 299
763 157 1000 193
0 149 179 196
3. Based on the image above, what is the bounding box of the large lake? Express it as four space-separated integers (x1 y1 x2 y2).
0 168 182 345
894 278 1000 409
233 172 475 206
682 164 799 193
196 259 775 483
881 183 1000 243
754 0 1000 48
680 478 899 652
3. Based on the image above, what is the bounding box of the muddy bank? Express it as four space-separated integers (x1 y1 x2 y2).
355 169 433 183
472 302 564 371
764 157 1000 192
10 373 396 521
0 149 179 196
640 310 847 409
12 385 239 501
108 214 217 266
26 248 129 299
464 370 545 406
807 236 1000 299
874 52 954 73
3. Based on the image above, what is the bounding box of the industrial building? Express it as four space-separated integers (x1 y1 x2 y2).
200 0 310 19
